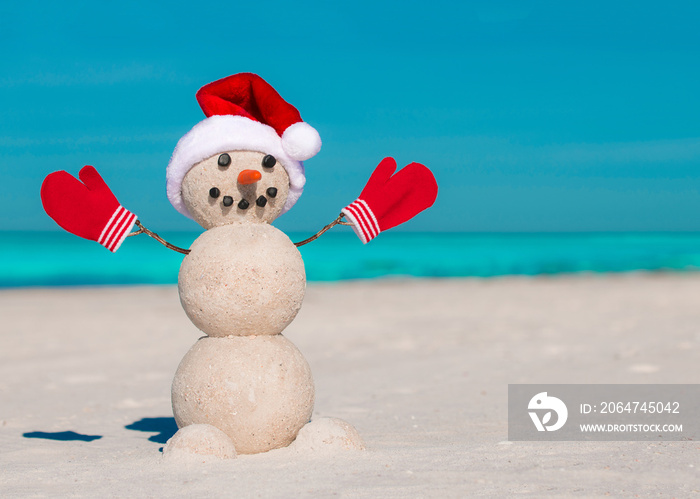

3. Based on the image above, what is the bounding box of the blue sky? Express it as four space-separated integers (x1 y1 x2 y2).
2 1 699 233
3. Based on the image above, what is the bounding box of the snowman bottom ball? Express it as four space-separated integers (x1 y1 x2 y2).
178 223 306 337
171 334 314 455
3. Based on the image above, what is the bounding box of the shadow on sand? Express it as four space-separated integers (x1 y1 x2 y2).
23 431 103 442
125 417 178 444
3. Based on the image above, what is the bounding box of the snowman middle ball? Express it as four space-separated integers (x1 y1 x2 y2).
178 223 306 337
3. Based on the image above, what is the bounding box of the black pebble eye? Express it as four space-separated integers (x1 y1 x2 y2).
218 153 231 167
222 196 233 207
256 196 267 207
238 199 250 210
262 155 276 168
209 187 220 198
266 187 277 198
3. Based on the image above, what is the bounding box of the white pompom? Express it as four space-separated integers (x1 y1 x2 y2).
281 122 322 161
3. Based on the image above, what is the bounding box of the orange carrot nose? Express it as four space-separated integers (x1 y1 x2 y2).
237 169 262 185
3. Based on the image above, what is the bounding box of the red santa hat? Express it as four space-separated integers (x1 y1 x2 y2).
166 73 321 218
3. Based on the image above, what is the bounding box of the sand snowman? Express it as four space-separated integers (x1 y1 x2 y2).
40 72 437 459
161 74 367 458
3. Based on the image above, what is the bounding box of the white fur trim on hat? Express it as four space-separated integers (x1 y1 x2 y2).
282 122 322 161
166 115 306 219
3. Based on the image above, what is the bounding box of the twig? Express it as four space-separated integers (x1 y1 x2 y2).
130 221 191 255
294 213 348 247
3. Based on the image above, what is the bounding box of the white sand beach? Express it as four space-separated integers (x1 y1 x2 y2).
0 275 698 497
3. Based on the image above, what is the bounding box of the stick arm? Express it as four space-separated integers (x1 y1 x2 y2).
128 220 191 254
293 214 353 247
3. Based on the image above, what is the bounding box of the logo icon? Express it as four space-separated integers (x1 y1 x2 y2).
528 392 568 431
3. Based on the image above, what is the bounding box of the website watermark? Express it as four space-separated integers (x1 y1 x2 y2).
508 384 699 441
579 423 683 433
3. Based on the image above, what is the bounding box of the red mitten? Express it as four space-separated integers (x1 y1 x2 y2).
342 157 438 243
41 166 137 252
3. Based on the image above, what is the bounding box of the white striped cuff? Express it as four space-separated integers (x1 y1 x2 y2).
341 198 381 244
97 205 137 253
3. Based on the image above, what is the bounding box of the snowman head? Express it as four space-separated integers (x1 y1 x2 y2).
181 149 291 228
166 73 321 227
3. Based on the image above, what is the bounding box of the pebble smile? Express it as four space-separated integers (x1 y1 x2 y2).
208 186 275 210
211 195 273 210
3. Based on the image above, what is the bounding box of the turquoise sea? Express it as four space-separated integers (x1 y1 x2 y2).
2 231 700 288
